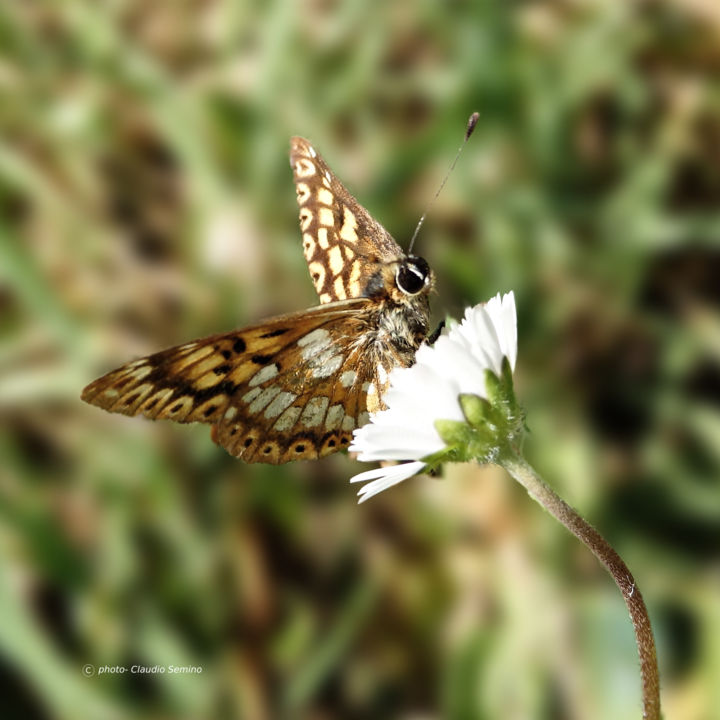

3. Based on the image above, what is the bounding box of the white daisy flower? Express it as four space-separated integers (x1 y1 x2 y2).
350 291 518 503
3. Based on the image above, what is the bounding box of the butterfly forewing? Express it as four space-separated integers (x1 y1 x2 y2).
290 137 404 304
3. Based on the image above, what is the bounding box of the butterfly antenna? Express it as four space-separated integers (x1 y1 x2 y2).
407 111 479 255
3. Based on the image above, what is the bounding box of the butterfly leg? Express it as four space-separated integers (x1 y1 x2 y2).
427 321 445 345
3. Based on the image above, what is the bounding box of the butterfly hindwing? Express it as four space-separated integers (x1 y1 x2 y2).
81 300 390 463
290 137 404 304
212 311 388 463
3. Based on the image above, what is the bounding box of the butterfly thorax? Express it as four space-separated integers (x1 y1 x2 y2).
365 262 432 352
368 295 429 374
345 254 434 412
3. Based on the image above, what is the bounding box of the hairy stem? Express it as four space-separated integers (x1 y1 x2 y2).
499 452 660 720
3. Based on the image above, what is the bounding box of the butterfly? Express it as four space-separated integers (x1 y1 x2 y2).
81 136 434 464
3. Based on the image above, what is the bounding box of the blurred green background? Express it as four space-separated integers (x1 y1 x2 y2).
1 1 719 719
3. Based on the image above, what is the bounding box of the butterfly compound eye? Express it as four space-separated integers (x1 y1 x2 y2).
396 257 430 295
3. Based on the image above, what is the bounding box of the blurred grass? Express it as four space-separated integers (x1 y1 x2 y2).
1 1 719 718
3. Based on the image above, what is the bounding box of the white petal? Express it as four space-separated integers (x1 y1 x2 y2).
500 292 518 370
350 461 427 503
470 305 505 375
350 424 442 460
430 335 488 398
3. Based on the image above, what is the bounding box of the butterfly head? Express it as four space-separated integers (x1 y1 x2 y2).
363 253 434 306
364 254 434 315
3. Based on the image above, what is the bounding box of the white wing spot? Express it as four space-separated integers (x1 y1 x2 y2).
249 363 279 387
317 188 333 206
295 158 316 178
341 415 355 431
248 386 281 414
325 404 344 430
317 227 329 249
296 182 310 204
333 276 347 300
224 406 238 420
308 261 326 293
303 233 316 259
103 388 119 398
264 391 297 419
310 352 344 379
339 206 358 242
328 245 344 276
298 328 332 358
301 396 329 428
318 207 333 227
242 387 262 404
347 259 361 295
274 405 301 432
324 170 332 184
358 411 370 427
308 145 317 158
340 370 356 387
300 208 313 231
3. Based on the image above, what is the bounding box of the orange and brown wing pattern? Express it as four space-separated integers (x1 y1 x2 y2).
290 136 403 304
82 135 433 466
81 300 385 463
212 315 391 464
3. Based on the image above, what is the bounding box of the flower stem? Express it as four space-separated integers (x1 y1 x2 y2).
498 451 660 720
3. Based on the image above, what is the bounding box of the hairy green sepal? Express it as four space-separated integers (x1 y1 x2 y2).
428 358 523 469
